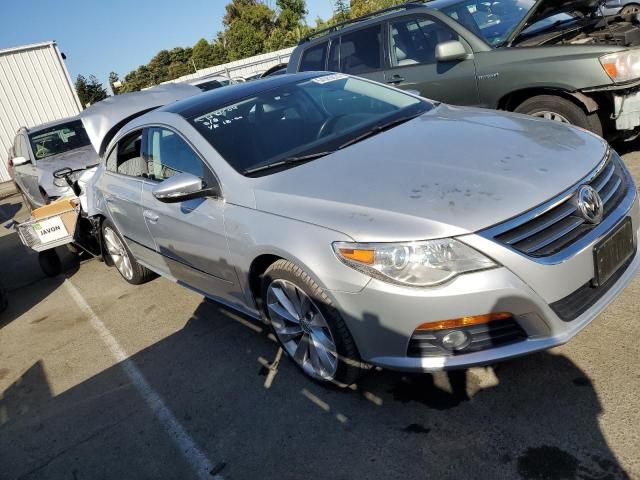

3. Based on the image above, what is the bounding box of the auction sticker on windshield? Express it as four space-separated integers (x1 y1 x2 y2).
33 217 68 243
311 73 347 84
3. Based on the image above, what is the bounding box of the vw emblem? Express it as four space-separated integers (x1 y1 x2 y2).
576 185 604 224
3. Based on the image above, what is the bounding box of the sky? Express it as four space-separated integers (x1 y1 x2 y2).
0 0 335 89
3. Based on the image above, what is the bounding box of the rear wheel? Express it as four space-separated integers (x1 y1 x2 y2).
262 259 366 386
514 95 603 137
621 3 640 14
102 220 156 285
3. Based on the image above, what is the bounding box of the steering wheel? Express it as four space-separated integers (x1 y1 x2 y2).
316 114 347 140
53 167 73 179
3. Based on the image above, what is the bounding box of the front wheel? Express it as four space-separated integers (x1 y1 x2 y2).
262 259 367 386
514 95 603 137
102 220 156 285
38 250 62 277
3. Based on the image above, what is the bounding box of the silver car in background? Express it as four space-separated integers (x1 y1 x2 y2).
82 73 638 386
10 116 98 209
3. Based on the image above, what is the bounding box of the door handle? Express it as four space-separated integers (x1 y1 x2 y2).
386 75 405 84
143 210 159 223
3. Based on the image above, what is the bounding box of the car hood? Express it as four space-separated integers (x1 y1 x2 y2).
507 0 601 45
36 145 99 177
80 83 200 155
252 104 607 242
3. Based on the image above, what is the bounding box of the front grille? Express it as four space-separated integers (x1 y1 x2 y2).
491 151 628 257
407 319 527 357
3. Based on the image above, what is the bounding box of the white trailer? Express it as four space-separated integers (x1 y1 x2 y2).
0 41 82 183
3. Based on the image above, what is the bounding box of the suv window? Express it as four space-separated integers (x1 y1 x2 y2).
106 131 147 177
147 127 205 181
389 16 459 67
340 25 382 74
299 41 328 71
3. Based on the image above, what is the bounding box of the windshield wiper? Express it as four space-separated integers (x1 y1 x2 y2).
242 151 333 175
338 112 422 150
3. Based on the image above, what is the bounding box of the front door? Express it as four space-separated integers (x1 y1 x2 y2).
383 14 479 105
141 126 237 303
100 129 156 264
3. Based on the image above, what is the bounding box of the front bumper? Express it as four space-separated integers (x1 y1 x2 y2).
327 190 640 373
614 90 640 131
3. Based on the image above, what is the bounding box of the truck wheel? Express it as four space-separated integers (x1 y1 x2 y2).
39 250 62 277
102 220 156 285
261 259 368 387
514 95 603 137
621 3 640 14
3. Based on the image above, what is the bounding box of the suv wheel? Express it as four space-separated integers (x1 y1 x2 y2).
514 95 603 137
262 259 367 386
102 220 156 285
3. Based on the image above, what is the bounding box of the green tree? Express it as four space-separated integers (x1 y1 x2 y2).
75 74 108 106
276 0 307 30
350 0 403 17
223 0 276 60
333 0 351 23
108 71 120 95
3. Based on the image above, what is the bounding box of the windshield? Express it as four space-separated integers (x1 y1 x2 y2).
29 120 91 160
438 0 581 46
188 74 431 175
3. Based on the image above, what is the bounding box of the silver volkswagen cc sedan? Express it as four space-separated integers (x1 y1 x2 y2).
81 73 638 386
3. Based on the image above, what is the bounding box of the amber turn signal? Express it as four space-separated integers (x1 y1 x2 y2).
337 248 375 265
416 312 513 331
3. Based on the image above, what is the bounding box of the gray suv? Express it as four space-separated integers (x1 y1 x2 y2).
288 0 640 140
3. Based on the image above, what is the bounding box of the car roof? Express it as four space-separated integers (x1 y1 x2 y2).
161 71 326 119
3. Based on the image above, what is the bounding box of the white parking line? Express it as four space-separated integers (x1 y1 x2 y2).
63 279 221 480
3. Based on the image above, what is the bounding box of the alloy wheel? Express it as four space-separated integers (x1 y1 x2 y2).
532 111 570 123
103 227 134 280
266 279 338 380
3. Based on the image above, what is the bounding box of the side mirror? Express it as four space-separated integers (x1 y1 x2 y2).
435 40 469 62
152 172 213 203
11 156 29 167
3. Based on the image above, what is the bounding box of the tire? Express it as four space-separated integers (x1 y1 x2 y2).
621 3 640 14
261 259 367 386
101 220 156 285
38 250 62 277
514 95 603 137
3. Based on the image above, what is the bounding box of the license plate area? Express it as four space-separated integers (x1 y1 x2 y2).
593 218 635 287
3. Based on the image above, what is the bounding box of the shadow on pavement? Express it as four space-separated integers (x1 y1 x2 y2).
0 297 630 480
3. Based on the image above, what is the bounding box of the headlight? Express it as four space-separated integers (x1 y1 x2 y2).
599 50 640 83
53 171 81 188
333 239 497 287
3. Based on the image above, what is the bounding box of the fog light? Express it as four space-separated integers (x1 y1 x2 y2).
441 330 471 351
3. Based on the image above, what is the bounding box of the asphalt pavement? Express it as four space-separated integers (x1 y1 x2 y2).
0 148 639 480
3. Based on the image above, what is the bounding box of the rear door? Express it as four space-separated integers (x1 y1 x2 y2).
140 126 237 302
298 25 386 84
100 129 156 264
382 14 479 105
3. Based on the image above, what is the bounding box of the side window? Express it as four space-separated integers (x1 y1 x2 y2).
106 131 147 177
389 16 460 67
340 25 382 74
13 136 23 158
146 127 205 181
299 41 328 71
